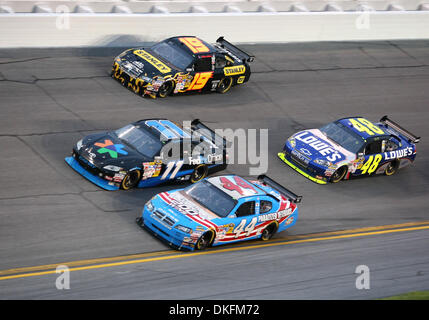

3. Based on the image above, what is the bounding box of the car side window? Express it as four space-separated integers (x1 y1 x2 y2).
215 56 227 69
235 201 255 217
365 140 383 155
385 139 399 152
194 57 212 72
260 200 272 214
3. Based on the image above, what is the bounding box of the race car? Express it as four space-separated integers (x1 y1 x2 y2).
136 174 301 251
111 36 254 98
278 116 420 184
65 119 228 190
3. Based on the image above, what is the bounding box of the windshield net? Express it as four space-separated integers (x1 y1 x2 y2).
184 180 237 218
115 124 162 158
319 122 365 154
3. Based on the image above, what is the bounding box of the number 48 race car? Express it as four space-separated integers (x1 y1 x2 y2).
65 119 228 190
278 116 420 184
137 174 301 251
111 36 254 98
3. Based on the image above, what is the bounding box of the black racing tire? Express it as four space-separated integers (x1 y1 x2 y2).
190 164 209 183
330 166 348 183
216 77 233 94
121 170 141 190
261 222 278 241
384 160 400 176
195 230 214 250
158 81 174 98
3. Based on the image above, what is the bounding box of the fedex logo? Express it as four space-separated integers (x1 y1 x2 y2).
294 131 343 162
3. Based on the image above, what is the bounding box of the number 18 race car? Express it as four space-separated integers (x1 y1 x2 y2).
65 119 228 190
111 36 254 98
136 174 301 251
278 116 420 184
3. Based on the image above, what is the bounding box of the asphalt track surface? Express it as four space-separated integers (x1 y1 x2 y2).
0 41 429 299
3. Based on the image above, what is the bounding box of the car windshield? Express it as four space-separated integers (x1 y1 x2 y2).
114 124 162 158
319 122 365 154
149 41 193 70
184 180 237 218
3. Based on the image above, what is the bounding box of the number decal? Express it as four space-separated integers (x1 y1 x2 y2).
220 176 244 195
161 161 184 180
188 72 213 91
179 37 210 54
350 118 385 136
233 217 258 238
360 154 383 174
233 219 246 238
220 176 257 195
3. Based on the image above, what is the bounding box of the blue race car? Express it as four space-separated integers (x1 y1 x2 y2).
136 175 301 250
278 116 420 184
65 119 227 190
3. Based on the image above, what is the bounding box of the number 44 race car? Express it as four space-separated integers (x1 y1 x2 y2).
136 174 301 251
65 119 228 190
111 36 254 98
278 116 420 184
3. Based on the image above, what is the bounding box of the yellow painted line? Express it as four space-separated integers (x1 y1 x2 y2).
1 223 428 281
0 250 174 277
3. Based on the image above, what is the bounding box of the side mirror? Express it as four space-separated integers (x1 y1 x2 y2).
357 152 364 158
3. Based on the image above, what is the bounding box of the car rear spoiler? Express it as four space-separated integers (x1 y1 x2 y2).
216 37 255 63
257 175 302 203
380 115 420 143
191 119 231 149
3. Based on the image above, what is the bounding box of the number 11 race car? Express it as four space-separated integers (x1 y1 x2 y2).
65 119 228 190
136 174 301 251
111 36 254 98
278 116 420 184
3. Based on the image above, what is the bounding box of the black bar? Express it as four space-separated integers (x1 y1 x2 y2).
380 115 420 143
191 119 230 148
216 36 255 63
257 175 302 203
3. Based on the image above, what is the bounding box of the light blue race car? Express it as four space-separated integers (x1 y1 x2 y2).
136 175 301 251
278 116 420 184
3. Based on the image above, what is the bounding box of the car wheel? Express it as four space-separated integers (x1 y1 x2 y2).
261 222 278 241
195 230 214 250
330 166 348 183
216 77 233 94
158 81 174 98
190 164 208 183
121 170 141 190
385 160 399 176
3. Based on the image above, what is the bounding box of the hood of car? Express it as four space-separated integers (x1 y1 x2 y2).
156 191 220 230
78 132 149 169
120 48 178 79
291 129 355 164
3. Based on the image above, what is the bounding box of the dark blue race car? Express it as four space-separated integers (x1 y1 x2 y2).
278 116 420 184
66 119 228 190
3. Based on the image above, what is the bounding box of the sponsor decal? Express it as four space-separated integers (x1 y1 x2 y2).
237 76 245 84
384 147 413 160
294 131 343 162
142 161 162 180
94 139 128 159
299 148 312 156
224 65 246 76
258 208 292 223
133 50 171 74
113 173 125 182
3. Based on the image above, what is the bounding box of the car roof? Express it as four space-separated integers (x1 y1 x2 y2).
336 117 388 140
166 36 217 55
136 119 191 141
206 175 267 200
